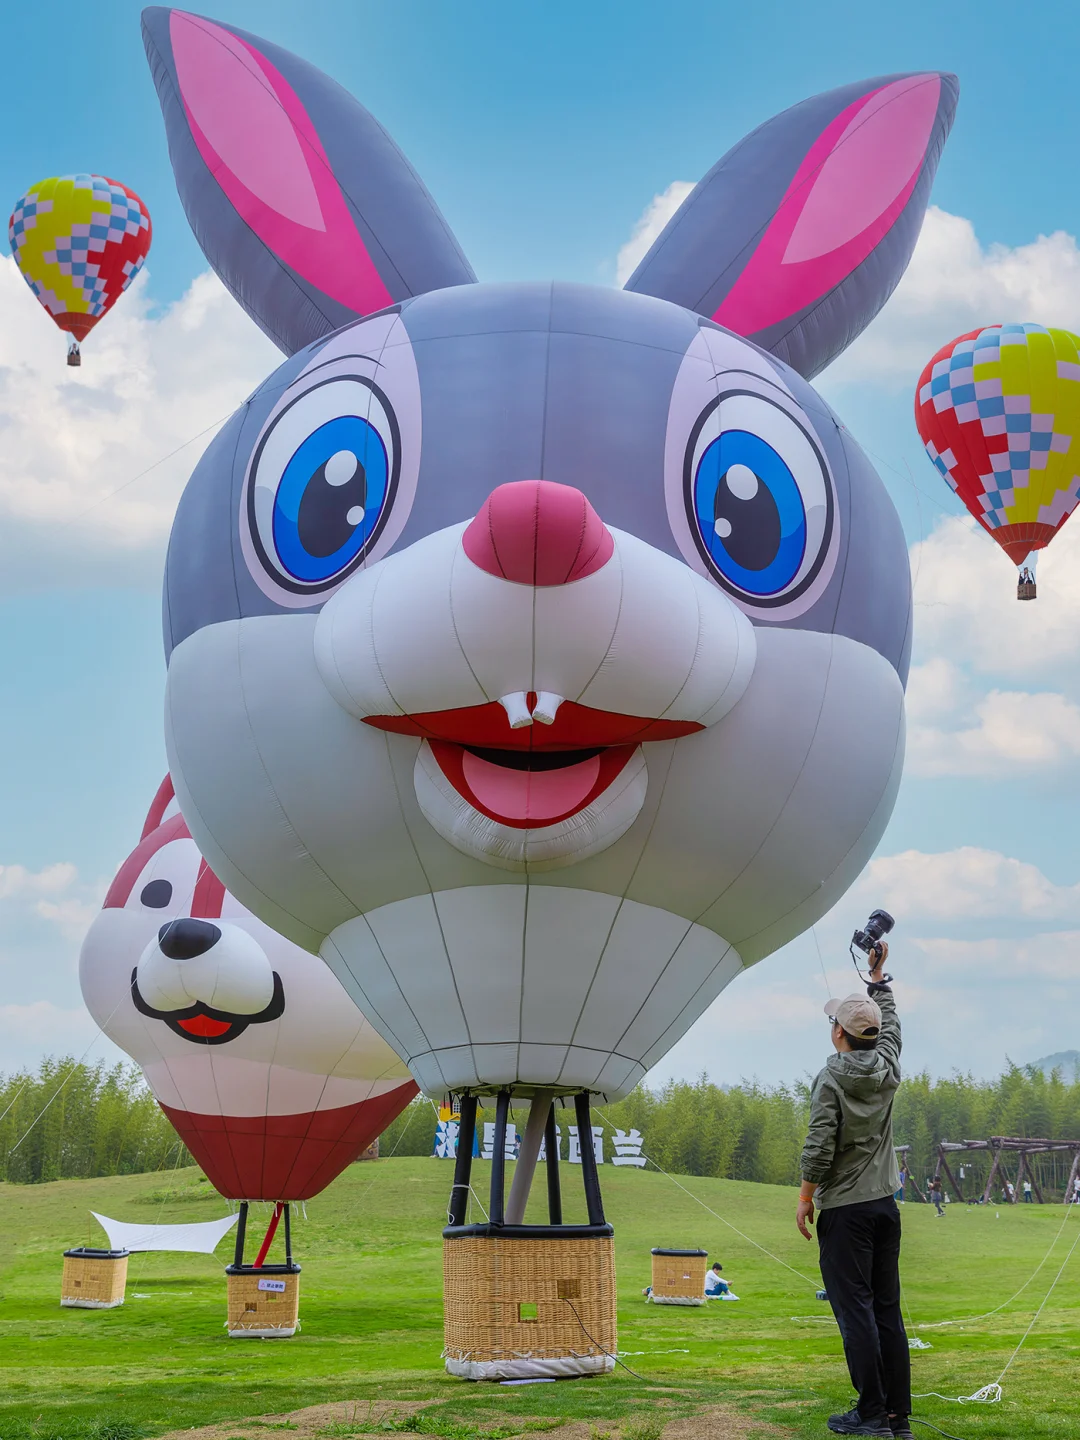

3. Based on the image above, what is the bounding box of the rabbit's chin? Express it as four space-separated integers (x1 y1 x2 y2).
413 740 649 871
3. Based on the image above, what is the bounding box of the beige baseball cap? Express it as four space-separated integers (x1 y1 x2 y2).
824 993 882 1040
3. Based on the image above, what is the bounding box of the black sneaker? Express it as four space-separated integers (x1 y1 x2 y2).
889 1421 915 1439
827 1411 892 1437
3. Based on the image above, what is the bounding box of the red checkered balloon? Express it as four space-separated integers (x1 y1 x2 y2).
915 324 1080 569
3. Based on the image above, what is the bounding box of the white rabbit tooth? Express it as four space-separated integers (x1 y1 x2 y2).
499 692 533 728
531 692 563 725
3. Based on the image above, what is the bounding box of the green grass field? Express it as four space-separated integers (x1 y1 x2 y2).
0 1158 1077 1440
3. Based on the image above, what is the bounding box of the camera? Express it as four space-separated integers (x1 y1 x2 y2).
852 908 894 960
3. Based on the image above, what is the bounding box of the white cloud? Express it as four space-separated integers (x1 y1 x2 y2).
0 1000 110 1072
906 659 1080 776
0 860 103 942
615 181 694 287
822 206 1080 391
856 847 1080 923
914 930 1080 983
0 862 77 900
0 259 278 590
909 514 1080 680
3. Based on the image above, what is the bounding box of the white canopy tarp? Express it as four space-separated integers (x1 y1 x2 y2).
91 1210 238 1254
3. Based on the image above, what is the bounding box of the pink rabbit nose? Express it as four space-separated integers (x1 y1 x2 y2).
462 479 614 586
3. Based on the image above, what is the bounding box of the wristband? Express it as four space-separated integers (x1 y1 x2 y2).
799 1185 816 1201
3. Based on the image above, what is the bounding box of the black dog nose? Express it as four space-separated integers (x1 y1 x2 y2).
157 918 222 961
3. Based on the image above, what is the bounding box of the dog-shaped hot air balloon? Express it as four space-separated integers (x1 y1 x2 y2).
142 6 955 1376
79 776 417 1331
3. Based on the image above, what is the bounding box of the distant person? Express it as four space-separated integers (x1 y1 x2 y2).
796 940 911 1438
1023 1180 1033 1204
895 1168 907 1204
1005 1181 1015 1204
704 1262 738 1300
1072 1177 1080 1204
929 1178 945 1218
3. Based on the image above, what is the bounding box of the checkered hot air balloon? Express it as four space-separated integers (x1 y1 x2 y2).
915 324 1080 598
8 174 151 366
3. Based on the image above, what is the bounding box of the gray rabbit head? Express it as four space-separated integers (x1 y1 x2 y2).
145 7 956 1097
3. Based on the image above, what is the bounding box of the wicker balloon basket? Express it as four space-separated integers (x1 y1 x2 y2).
443 1227 616 1380
225 1263 301 1338
441 1090 618 1380
60 1247 129 1309
648 1247 708 1306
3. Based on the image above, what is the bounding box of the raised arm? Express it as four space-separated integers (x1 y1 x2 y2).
868 941 901 1082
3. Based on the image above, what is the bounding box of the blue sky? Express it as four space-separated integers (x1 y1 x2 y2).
3 0 1080 1084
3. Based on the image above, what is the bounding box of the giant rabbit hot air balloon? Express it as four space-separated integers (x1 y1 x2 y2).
79 777 417 1336
142 5 956 1378
8 174 152 365
915 324 1080 599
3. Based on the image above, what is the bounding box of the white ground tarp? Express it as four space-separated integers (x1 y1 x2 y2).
91 1210 238 1254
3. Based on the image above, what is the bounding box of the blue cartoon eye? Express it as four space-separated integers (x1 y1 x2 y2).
685 390 834 609
247 376 399 596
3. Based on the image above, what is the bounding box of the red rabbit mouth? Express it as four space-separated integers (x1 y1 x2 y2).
366 696 702 753
428 742 638 829
368 696 701 829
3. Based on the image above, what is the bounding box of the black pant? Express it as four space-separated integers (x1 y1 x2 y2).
817 1196 911 1421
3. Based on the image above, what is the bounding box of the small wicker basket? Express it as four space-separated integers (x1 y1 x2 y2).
225 1263 301 1338
443 1226 616 1380
649 1247 708 1306
60 1247 129 1309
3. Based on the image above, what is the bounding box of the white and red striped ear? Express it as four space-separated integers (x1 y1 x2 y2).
624 73 958 378
142 8 475 355
141 774 178 839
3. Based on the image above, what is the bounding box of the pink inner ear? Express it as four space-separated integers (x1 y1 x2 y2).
170 10 393 318
783 77 942 263
715 74 941 340
170 14 324 230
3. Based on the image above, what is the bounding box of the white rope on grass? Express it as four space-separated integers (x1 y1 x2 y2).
592 1105 818 1290
914 1196 1078 1329
913 1198 1080 1405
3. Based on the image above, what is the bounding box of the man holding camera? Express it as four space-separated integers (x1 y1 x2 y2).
797 935 910 1439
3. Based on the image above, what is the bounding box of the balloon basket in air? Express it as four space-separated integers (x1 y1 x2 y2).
1018 580 1037 601
60 1247 129 1309
647 1247 708 1306
225 1264 301 1338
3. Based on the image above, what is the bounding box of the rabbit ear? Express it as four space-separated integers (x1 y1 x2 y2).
141 8 476 354
623 73 958 378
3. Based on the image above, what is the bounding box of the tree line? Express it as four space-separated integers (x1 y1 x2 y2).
0 1058 187 1184
380 1061 1080 1198
3 1055 1079 1193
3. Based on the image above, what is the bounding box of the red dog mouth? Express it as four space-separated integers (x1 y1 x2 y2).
130 969 285 1045
370 697 700 829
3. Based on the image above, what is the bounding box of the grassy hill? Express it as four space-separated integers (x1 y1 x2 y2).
0 1158 1077 1439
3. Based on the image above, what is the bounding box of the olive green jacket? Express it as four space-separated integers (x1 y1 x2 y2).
800 985 901 1211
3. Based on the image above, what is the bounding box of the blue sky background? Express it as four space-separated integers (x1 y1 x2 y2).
3 0 1080 1084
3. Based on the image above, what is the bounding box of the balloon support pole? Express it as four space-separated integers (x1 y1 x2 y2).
442 1091 617 1381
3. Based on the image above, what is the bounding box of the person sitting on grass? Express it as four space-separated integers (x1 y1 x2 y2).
704 1262 738 1300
